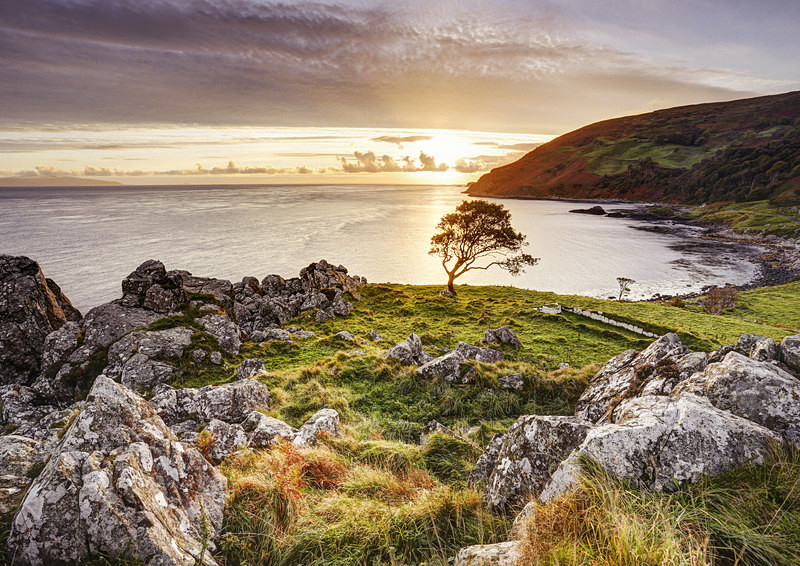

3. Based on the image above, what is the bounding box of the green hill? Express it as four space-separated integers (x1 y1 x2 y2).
468 91 800 207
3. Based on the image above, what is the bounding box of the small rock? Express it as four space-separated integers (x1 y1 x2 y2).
454 541 521 566
334 331 357 342
210 352 223 365
558 362 570 370
242 412 298 448
198 313 241 355
417 351 466 382
236 358 267 380
384 333 433 366
293 409 342 447
366 330 383 341
781 335 800 373
192 349 207 363
483 327 522 348
455 342 503 364
498 373 524 390
347 350 368 357
419 420 458 447
201 419 249 461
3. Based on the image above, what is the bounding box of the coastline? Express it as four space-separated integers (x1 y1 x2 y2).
470 191 800 296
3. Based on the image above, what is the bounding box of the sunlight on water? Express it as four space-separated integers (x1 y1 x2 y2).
0 185 762 313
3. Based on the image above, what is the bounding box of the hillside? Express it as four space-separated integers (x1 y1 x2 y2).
468 91 800 206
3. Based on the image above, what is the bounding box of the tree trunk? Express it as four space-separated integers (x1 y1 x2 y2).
447 272 456 294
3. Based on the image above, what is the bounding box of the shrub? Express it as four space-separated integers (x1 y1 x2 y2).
703 285 738 314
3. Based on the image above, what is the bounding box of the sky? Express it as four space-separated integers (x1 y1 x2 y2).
1 0 798 185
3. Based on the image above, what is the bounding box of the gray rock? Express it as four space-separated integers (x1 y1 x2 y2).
171 270 235 316
201 419 249 461
672 351 800 446
417 351 466 382
558 362 570 370
469 433 506 489
366 330 384 341
120 259 167 300
575 334 688 423
541 394 779 503
0 435 46 515
750 337 778 363
454 541 521 566
103 327 193 392
483 327 522 348
780 335 800 373
198 314 241 355
334 331 357 342
0 385 56 428
210 351 223 365
142 283 182 313
498 373 524 390
289 328 315 339
486 416 592 513
192 349 207 363
708 343 735 364
347 349 368 356
70 302 165 363
39 321 81 377
150 379 272 427
263 328 292 342
384 333 433 366
455 342 503 364
7 376 226 566
242 412 298 448
0 255 81 385
419 420 458 447
735 333 766 357
293 408 342 447
236 358 266 380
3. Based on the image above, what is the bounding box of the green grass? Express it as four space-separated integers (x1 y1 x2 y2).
584 137 712 175
689 200 800 238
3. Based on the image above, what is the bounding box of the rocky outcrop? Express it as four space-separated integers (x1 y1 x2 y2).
484 416 592 513
7 376 226 565
575 333 688 422
384 333 434 366
673 351 800 446
150 379 272 427
233 260 366 333
541 394 779 502
198 313 241 355
483 327 522 348
0 256 81 386
468 433 506 488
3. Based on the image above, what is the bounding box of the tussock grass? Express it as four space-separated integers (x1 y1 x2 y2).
518 449 800 566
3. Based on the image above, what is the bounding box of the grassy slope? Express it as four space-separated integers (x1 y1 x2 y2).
211 281 799 565
467 90 800 208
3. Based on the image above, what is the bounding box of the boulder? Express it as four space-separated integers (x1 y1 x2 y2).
483 327 522 348
541 394 779 503
498 373 524 390
454 541 521 566
0 435 44 514
750 337 778 363
103 326 193 392
69 302 165 363
198 314 241 355
485 416 592 513
7 376 226 565
455 342 503 364
735 333 766 357
38 321 82 377
242 412 299 448
171 270 235 316
236 358 267 380
417 351 466 382
365 330 384 341
384 333 433 366
0 385 56 428
0 255 81 385
334 331 357 342
672 351 800 446
150 379 271 427
293 408 342 447
575 333 688 423
780 334 800 374
201 419 249 461
468 433 506 488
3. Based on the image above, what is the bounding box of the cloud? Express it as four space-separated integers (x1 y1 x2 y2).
340 150 448 173
454 152 529 173
0 0 771 133
9 160 332 178
371 135 434 148
475 142 542 151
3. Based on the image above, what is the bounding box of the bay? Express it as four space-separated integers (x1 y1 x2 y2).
0 184 761 313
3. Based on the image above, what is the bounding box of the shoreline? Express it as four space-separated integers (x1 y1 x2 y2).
471 191 800 297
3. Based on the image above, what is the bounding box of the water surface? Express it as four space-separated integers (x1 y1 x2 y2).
0 184 761 312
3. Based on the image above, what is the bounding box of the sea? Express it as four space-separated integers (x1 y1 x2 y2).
0 184 764 313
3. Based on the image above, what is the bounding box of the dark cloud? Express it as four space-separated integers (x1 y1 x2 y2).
0 0 761 133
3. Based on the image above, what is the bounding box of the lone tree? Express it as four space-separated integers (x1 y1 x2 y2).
429 200 539 295
616 277 635 301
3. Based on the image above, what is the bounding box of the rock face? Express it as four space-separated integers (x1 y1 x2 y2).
541 394 779 502
575 333 688 422
384 333 434 366
0 255 81 385
7 376 226 565
484 416 592 513
673 351 800 446
232 260 366 334
150 379 272 427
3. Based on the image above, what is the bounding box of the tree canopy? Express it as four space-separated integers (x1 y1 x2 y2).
429 200 539 294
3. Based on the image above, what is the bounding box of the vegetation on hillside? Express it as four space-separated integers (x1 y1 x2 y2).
151 279 800 565
467 91 800 216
